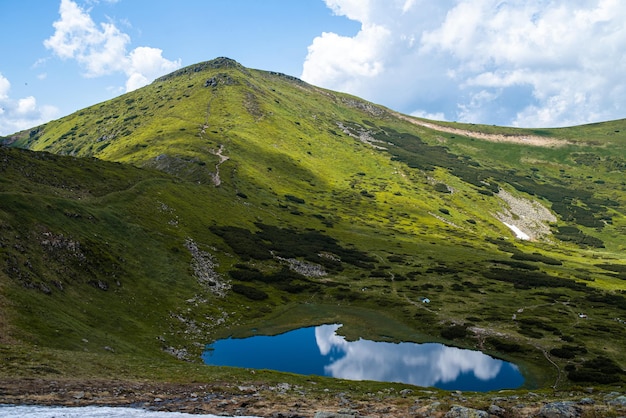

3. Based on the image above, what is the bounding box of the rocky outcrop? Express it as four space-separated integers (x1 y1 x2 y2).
184 238 229 296
538 401 581 418
444 405 489 418
496 188 556 241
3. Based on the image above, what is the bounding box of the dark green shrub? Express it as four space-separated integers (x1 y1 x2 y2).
228 268 264 282
210 226 271 260
518 327 543 339
487 337 521 353
511 251 562 265
285 194 305 204
232 284 268 300
550 348 576 359
441 325 467 340
369 269 389 278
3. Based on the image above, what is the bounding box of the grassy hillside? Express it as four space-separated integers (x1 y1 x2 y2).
1 58 626 395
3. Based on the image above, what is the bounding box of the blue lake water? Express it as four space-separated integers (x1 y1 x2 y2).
202 324 524 391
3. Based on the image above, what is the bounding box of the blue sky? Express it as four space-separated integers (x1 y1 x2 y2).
1 0 625 135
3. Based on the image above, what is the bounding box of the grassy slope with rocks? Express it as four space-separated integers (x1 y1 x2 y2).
1 57 626 415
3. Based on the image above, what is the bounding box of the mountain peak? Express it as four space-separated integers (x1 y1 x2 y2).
154 57 244 82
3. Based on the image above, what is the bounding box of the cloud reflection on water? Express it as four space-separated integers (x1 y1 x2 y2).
315 324 506 387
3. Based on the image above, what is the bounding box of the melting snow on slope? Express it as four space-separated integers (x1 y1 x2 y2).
0 405 260 418
495 189 556 241
502 222 531 240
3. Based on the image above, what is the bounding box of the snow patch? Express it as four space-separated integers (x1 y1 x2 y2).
502 222 531 240
495 189 556 241
0 405 259 417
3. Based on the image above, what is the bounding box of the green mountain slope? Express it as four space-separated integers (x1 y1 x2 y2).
2 58 626 393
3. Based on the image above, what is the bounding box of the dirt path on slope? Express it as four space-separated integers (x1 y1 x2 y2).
394 113 574 147
209 144 229 187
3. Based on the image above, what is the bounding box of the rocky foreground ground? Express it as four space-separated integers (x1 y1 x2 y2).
1 378 626 417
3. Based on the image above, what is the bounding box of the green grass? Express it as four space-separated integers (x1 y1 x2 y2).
1 58 626 395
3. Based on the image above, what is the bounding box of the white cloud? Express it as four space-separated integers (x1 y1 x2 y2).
303 0 626 127
125 47 181 92
410 110 446 121
0 74 10 100
44 0 181 92
302 24 391 93
0 73 60 135
16 97 37 115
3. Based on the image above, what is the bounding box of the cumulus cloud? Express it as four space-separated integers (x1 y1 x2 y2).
410 110 446 121
0 75 10 100
303 0 626 127
0 73 60 136
44 0 180 92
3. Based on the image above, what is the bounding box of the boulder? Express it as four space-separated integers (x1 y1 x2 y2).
538 401 581 418
444 405 488 418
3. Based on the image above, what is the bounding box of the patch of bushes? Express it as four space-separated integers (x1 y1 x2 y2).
568 356 624 384
387 255 405 263
255 223 375 268
369 269 389 278
490 259 539 270
595 263 626 279
426 265 461 275
554 226 605 248
210 226 271 260
518 318 559 333
434 183 450 193
211 223 375 270
232 284 268 301
517 327 543 339
586 291 626 311
284 194 305 204
511 251 562 266
486 337 522 353
229 265 320 295
482 268 587 291
440 324 467 340
550 345 587 359
228 266 264 282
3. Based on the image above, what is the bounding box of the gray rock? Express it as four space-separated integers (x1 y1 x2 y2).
313 412 356 418
578 397 595 405
488 404 506 416
538 401 581 418
444 405 488 418
400 388 413 397
607 395 626 406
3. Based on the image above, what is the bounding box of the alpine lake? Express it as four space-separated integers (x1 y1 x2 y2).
202 305 525 392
